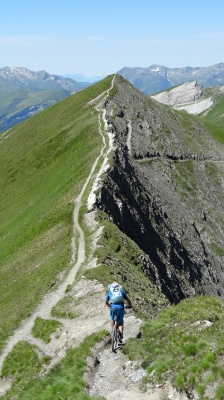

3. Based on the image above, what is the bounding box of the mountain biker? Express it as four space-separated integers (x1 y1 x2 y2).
105 280 132 342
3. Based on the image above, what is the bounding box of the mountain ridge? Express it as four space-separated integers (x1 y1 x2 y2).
0 66 86 91
96 75 224 303
0 66 91 133
1 62 224 133
118 62 224 94
0 74 224 399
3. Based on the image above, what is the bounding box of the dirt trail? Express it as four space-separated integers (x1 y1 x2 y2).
85 310 188 400
0 146 97 374
0 74 187 400
0 76 116 391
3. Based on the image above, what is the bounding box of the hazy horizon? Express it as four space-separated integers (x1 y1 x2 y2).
1 0 224 76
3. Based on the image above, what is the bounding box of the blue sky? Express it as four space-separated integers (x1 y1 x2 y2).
1 0 224 77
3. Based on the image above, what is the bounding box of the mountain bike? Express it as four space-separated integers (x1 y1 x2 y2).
111 310 122 353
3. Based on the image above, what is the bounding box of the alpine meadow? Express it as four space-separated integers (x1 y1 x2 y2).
0 74 224 400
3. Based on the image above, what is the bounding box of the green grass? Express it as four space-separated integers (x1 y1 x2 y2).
0 75 113 351
201 90 224 132
1 341 43 395
201 119 224 143
51 295 80 319
209 242 224 257
31 317 62 343
123 295 224 399
2 332 107 400
172 160 196 202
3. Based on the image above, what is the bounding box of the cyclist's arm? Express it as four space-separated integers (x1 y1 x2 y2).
127 298 132 307
123 291 132 308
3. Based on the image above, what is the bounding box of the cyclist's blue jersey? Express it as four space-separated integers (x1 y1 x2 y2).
106 290 128 309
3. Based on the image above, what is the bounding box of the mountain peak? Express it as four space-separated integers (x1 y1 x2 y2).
0 66 84 90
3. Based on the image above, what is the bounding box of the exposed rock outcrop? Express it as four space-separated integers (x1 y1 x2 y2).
151 81 214 115
96 75 224 304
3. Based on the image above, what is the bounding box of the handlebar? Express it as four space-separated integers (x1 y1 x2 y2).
106 302 133 309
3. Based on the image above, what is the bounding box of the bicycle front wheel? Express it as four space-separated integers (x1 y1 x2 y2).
111 324 118 352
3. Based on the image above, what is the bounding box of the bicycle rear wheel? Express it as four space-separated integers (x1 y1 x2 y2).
111 324 118 352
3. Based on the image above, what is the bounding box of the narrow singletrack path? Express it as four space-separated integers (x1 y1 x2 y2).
0 76 116 380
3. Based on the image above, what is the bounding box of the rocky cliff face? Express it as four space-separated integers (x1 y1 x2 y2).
96 75 224 304
151 81 214 115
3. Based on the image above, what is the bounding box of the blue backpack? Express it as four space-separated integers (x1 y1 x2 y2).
108 283 123 303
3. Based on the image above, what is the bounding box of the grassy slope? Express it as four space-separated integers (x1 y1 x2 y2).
1 75 224 399
123 296 224 399
200 88 224 134
0 75 113 351
2 332 106 400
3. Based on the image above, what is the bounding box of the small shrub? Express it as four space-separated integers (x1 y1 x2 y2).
200 352 215 369
183 343 197 356
188 374 196 386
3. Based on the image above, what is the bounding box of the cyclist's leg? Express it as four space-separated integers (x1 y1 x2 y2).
110 307 115 331
117 308 125 337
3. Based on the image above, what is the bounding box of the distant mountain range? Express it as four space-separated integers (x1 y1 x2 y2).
0 67 90 132
1 63 224 133
118 62 224 95
64 73 106 83
0 67 88 91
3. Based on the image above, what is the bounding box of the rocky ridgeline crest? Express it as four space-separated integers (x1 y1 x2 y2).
96 75 224 304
